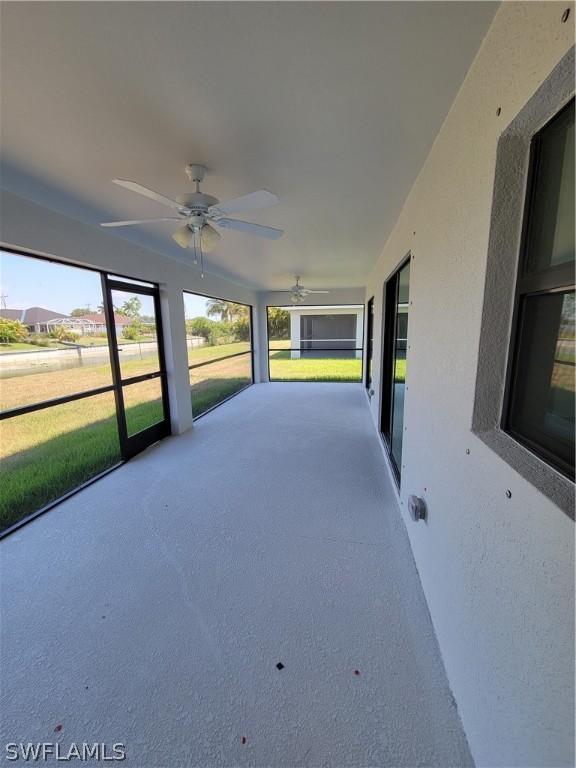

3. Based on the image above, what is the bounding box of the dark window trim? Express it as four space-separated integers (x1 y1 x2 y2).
102 273 171 458
365 296 375 391
380 253 411 487
501 98 575 481
183 290 254 419
0 383 116 420
192 381 253 421
188 349 252 370
0 243 155 287
471 45 575 518
0 460 126 541
265 303 365 383
0 245 172 536
268 347 363 352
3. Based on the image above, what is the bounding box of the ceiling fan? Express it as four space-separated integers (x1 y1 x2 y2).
101 164 283 276
278 276 331 304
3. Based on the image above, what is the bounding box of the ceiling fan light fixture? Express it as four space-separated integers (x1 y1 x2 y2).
103 165 283 276
201 223 221 252
172 224 194 249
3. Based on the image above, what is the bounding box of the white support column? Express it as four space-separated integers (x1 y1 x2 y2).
254 294 269 383
355 308 363 359
160 282 194 434
290 310 301 359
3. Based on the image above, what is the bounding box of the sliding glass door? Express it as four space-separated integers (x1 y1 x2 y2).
380 257 410 483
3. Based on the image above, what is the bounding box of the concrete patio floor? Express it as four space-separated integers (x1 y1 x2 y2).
1 383 473 767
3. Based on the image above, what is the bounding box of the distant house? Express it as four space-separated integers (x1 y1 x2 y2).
0 306 70 334
0 307 132 337
72 313 132 336
285 305 364 359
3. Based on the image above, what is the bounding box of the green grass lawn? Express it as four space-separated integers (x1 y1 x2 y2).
0 396 174 531
0 341 383 531
0 344 254 531
187 340 250 363
192 377 251 416
269 350 362 382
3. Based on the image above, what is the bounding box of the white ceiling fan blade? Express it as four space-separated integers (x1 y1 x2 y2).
304 290 330 294
101 217 181 227
201 223 221 252
112 179 186 211
215 218 283 240
209 190 278 216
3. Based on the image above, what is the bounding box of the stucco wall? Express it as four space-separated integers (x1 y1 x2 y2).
365 4 575 766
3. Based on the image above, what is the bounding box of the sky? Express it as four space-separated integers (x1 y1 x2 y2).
0 250 218 319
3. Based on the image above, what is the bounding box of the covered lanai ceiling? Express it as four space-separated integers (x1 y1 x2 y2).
0 2 497 289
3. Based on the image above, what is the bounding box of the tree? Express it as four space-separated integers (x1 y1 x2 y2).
231 316 250 342
70 307 91 317
186 316 216 342
0 317 28 343
122 319 143 340
206 299 248 323
267 307 290 340
118 296 142 319
50 326 79 342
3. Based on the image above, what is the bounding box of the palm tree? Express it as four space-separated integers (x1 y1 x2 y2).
206 299 248 322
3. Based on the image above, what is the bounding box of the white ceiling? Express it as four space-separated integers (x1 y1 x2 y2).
0 2 497 290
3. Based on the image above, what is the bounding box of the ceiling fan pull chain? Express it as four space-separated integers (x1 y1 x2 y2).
200 238 205 278
192 228 198 265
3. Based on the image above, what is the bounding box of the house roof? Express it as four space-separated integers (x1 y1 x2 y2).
24 306 70 324
0 309 24 321
74 313 132 325
0 307 69 323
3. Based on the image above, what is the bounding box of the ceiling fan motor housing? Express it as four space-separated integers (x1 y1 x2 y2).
176 192 220 229
185 163 207 183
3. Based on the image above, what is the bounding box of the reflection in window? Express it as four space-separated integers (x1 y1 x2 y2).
508 291 574 474
506 99 575 478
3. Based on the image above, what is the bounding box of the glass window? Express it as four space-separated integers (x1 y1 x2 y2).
183 292 253 417
524 102 575 274
506 100 575 479
381 259 410 482
365 298 374 391
267 305 364 382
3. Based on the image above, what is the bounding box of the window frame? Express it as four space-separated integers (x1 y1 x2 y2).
265 303 365 383
501 98 575 480
0 245 171 537
380 254 411 486
471 46 574 518
183 289 254 419
365 296 375 393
